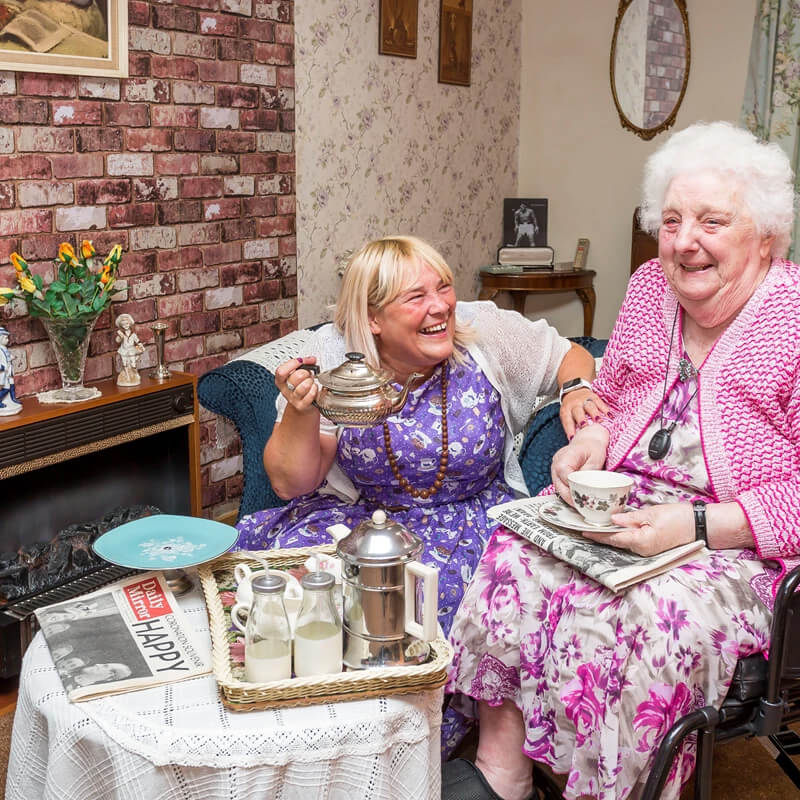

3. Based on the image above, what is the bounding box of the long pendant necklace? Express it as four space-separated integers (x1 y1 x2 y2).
648 306 700 461
383 363 448 499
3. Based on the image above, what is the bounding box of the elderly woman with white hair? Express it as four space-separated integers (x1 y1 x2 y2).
234 235 602 644
443 121 800 800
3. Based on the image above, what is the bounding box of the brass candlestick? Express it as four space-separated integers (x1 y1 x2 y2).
150 322 171 381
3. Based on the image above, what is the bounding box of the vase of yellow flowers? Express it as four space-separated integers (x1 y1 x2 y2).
0 241 122 402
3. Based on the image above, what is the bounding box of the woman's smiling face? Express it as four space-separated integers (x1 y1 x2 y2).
368 259 456 382
658 171 773 328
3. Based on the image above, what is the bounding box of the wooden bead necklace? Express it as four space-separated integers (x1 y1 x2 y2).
382 363 448 499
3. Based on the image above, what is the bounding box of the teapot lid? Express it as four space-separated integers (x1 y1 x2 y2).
336 510 422 566
317 352 395 393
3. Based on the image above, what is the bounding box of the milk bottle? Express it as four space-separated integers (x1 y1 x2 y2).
243 573 292 682
293 570 343 677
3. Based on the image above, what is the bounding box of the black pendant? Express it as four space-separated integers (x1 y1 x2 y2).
648 428 672 460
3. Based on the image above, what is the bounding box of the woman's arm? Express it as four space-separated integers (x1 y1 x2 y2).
263 357 338 500
582 500 754 557
556 342 609 439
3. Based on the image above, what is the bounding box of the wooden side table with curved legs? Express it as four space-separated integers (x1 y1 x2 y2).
478 268 597 336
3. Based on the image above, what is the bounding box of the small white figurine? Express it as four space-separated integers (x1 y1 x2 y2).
115 314 145 387
0 325 22 416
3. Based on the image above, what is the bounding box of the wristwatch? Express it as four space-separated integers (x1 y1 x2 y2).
559 377 593 403
693 500 708 545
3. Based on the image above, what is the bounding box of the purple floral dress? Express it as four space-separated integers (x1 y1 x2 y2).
447 371 775 799
235 354 515 638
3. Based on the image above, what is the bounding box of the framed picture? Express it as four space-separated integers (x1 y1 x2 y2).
438 0 472 85
0 0 128 78
379 0 418 59
503 198 549 247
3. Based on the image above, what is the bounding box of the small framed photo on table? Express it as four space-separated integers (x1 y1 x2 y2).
503 198 549 247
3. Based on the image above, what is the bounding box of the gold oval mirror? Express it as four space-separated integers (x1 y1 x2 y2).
610 0 690 141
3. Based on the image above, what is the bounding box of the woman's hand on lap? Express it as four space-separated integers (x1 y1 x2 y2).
582 503 694 556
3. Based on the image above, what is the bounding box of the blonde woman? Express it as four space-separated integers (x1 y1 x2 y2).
234 235 603 642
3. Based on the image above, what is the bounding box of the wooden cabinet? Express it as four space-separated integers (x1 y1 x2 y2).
0 372 201 555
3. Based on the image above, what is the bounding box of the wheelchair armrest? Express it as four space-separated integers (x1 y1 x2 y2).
765 564 800 699
198 359 286 520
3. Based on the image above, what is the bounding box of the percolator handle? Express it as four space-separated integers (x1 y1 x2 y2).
404 560 439 643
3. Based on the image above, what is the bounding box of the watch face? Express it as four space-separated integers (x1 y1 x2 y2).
562 378 582 391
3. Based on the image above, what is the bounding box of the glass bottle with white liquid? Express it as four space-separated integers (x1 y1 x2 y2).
244 573 292 682
294 570 343 677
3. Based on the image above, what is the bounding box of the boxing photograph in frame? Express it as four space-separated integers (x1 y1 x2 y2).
503 198 549 247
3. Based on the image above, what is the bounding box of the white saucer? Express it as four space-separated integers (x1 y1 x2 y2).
537 498 627 534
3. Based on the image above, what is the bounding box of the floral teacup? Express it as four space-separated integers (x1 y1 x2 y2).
567 470 633 526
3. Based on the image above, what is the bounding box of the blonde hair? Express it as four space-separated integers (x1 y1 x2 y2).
333 235 474 368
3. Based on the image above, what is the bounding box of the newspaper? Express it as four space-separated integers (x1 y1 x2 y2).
488 496 705 593
35 572 210 702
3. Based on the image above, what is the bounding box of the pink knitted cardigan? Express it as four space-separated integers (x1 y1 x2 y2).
593 259 800 601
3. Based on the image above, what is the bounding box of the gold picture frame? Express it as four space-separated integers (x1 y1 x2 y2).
0 0 128 78
379 0 418 59
438 0 472 86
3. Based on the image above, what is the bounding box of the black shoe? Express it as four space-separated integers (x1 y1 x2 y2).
442 758 540 800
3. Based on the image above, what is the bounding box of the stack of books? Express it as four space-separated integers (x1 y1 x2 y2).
497 246 554 269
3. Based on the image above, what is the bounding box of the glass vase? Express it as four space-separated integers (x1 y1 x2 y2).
40 312 101 402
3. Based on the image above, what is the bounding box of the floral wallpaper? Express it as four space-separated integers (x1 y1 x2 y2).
294 0 521 326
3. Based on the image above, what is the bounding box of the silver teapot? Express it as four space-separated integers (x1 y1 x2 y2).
294 352 421 427
328 510 438 669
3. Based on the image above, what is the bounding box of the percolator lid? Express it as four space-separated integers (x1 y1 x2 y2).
335 509 422 566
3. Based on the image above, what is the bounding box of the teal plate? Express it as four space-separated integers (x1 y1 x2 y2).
93 514 238 570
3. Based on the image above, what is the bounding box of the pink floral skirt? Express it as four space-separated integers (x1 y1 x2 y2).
446 528 772 800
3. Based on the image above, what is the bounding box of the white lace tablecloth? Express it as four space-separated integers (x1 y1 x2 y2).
5 578 443 800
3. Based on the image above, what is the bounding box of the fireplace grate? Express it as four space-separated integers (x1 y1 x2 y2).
0 563 139 679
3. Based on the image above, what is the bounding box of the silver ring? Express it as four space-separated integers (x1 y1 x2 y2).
286 381 295 392
582 397 594 407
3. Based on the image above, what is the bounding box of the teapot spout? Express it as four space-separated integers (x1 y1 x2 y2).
391 372 424 414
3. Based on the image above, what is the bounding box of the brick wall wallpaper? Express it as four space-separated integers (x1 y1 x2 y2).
0 0 296 517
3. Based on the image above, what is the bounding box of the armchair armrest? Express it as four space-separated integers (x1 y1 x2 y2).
518 336 608 496
198 359 285 520
198 327 319 521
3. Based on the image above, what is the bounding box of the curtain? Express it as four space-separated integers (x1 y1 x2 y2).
741 0 800 259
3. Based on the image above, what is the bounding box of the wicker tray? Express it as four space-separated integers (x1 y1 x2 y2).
198 547 453 710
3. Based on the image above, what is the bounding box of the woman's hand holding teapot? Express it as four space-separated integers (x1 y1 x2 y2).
277 356 320 412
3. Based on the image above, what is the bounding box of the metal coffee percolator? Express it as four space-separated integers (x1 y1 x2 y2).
330 510 438 669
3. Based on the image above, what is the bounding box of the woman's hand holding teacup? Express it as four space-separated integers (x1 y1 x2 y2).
551 425 610 505
275 356 319 412
581 502 695 556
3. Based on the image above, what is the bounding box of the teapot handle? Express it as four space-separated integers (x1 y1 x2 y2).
404 561 439 642
288 362 320 378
